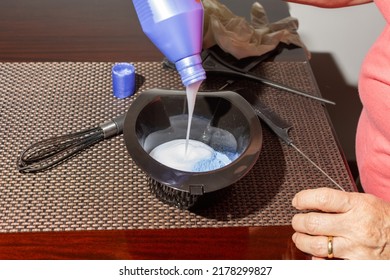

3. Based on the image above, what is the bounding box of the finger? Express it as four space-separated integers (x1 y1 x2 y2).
292 232 339 259
292 212 346 236
312 256 326 260
292 187 353 213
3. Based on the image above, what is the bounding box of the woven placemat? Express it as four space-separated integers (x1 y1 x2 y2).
0 61 355 232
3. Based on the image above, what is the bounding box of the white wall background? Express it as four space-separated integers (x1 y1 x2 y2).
288 3 385 86
287 3 386 167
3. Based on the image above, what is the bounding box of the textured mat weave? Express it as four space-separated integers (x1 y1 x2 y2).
0 62 355 232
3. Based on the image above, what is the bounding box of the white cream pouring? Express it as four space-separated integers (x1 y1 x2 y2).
149 81 237 172
184 80 202 154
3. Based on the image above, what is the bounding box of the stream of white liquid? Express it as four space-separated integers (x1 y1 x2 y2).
184 80 203 154
148 81 236 172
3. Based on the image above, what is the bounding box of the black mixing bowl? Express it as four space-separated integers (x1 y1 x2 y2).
123 89 262 207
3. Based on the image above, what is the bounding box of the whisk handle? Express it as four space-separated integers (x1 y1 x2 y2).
100 113 126 138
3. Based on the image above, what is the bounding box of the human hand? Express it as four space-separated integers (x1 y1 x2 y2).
291 187 390 259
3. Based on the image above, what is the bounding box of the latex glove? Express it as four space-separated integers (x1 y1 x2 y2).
202 0 309 59
292 187 390 259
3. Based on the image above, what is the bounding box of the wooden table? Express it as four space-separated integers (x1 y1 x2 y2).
0 0 350 260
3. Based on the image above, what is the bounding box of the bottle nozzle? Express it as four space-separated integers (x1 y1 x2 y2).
175 54 206 87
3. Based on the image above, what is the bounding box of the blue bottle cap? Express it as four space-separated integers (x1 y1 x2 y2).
112 63 136 99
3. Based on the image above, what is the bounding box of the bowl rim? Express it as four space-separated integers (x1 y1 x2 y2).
123 88 262 194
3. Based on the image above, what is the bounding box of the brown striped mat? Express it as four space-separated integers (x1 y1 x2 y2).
0 61 355 232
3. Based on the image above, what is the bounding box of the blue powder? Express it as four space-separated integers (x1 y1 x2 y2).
192 151 238 172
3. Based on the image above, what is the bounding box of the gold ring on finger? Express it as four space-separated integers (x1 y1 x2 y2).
327 236 334 259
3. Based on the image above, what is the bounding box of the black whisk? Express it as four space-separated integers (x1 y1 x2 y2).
17 114 126 173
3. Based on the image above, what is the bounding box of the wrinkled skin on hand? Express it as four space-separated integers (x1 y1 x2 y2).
291 187 390 259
